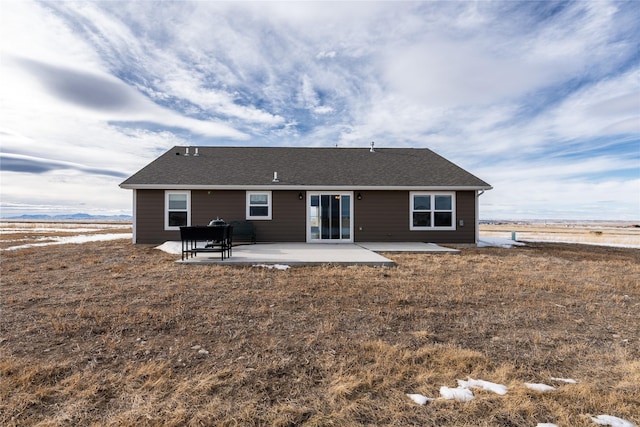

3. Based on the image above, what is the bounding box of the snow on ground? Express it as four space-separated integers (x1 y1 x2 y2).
3 233 132 251
478 236 526 248
253 264 290 270
405 393 434 405
155 241 182 255
551 377 577 384
406 375 631 425
457 377 508 395
524 383 556 392
590 415 636 427
439 386 475 401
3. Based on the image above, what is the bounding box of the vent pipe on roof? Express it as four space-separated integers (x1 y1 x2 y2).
194 147 199 156
370 141 375 153
184 147 189 156
272 171 279 183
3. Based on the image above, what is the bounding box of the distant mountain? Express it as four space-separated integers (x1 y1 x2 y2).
3 213 132 221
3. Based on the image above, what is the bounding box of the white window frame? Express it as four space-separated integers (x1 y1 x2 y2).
246 191 272 220
409 191 456 231
165 190 191 230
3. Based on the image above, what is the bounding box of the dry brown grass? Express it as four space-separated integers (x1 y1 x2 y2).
1 237 639 426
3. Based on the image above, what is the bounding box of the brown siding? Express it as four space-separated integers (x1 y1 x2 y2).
134 189 306 244
353 190 476 243
256 191 306 242
134 189 477 244
135 189 178 244
191 190 245 226
192 190 306 242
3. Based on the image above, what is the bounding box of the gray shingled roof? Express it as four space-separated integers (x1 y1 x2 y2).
120 146 491 189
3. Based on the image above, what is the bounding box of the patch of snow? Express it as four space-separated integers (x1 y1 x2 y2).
457 377 508 395
3 233 131 251
253 264 291 270
590 415 636 427
524 382 556 392
406 393 434 405
439 386 474 401
551 377 577 384
478 236 526 248
537 423 559 427
155 241 182 255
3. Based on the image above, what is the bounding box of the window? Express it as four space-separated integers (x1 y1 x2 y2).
246 191 272 220
410 192 455 230
165 191 190 230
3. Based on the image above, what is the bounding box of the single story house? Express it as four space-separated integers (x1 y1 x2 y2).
119 146 492 245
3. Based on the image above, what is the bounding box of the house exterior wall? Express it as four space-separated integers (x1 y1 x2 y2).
135 189 171 244
259 191 307 242
134 189 477 244
190 190 306 242
353 190 476 243
134 189 307 244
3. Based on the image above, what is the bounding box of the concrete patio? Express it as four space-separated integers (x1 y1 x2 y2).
175 242 459 266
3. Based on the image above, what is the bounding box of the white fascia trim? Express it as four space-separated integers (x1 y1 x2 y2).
131 189 137 244
120 184 493 191
475 190 480 244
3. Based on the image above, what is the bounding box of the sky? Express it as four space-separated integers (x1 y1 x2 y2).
1 1 639 221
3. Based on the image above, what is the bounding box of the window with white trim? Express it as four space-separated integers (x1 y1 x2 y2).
165 191 190 230
410 192 455 230
246 191 272 220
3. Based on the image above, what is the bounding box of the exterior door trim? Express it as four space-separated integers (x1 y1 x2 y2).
306 191 354 243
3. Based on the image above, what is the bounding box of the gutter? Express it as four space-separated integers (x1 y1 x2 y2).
119 184 494 191
475 190 486 244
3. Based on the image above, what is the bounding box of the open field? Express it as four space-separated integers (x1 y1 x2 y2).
0 221 132 252
1 227 639 426
480 222 640 248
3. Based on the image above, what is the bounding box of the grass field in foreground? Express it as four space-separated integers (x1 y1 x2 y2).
1 239 638 426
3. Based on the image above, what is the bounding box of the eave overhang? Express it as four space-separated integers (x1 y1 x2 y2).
119 184 493 191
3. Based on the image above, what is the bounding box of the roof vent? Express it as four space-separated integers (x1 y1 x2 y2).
272 171 279 183
193 147 199 157
184 147 190 156
370 141 375 153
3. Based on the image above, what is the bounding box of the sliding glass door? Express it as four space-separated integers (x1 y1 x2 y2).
308 192 353 242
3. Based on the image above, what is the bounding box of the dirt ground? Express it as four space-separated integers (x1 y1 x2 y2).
1 236 638 426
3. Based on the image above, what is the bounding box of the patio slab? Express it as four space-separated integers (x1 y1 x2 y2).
175 242 458 266
357 242 460 254
178 243 394 266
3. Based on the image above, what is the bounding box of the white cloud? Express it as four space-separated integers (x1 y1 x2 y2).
313 106 335 115
1 171 131 216
0 0 638 220
383 40 550 108
316 51 336 59
541 68 640 141
481 177 640 221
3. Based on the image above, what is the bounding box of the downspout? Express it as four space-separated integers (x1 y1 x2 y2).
475 190 485 245
132 189 137 244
